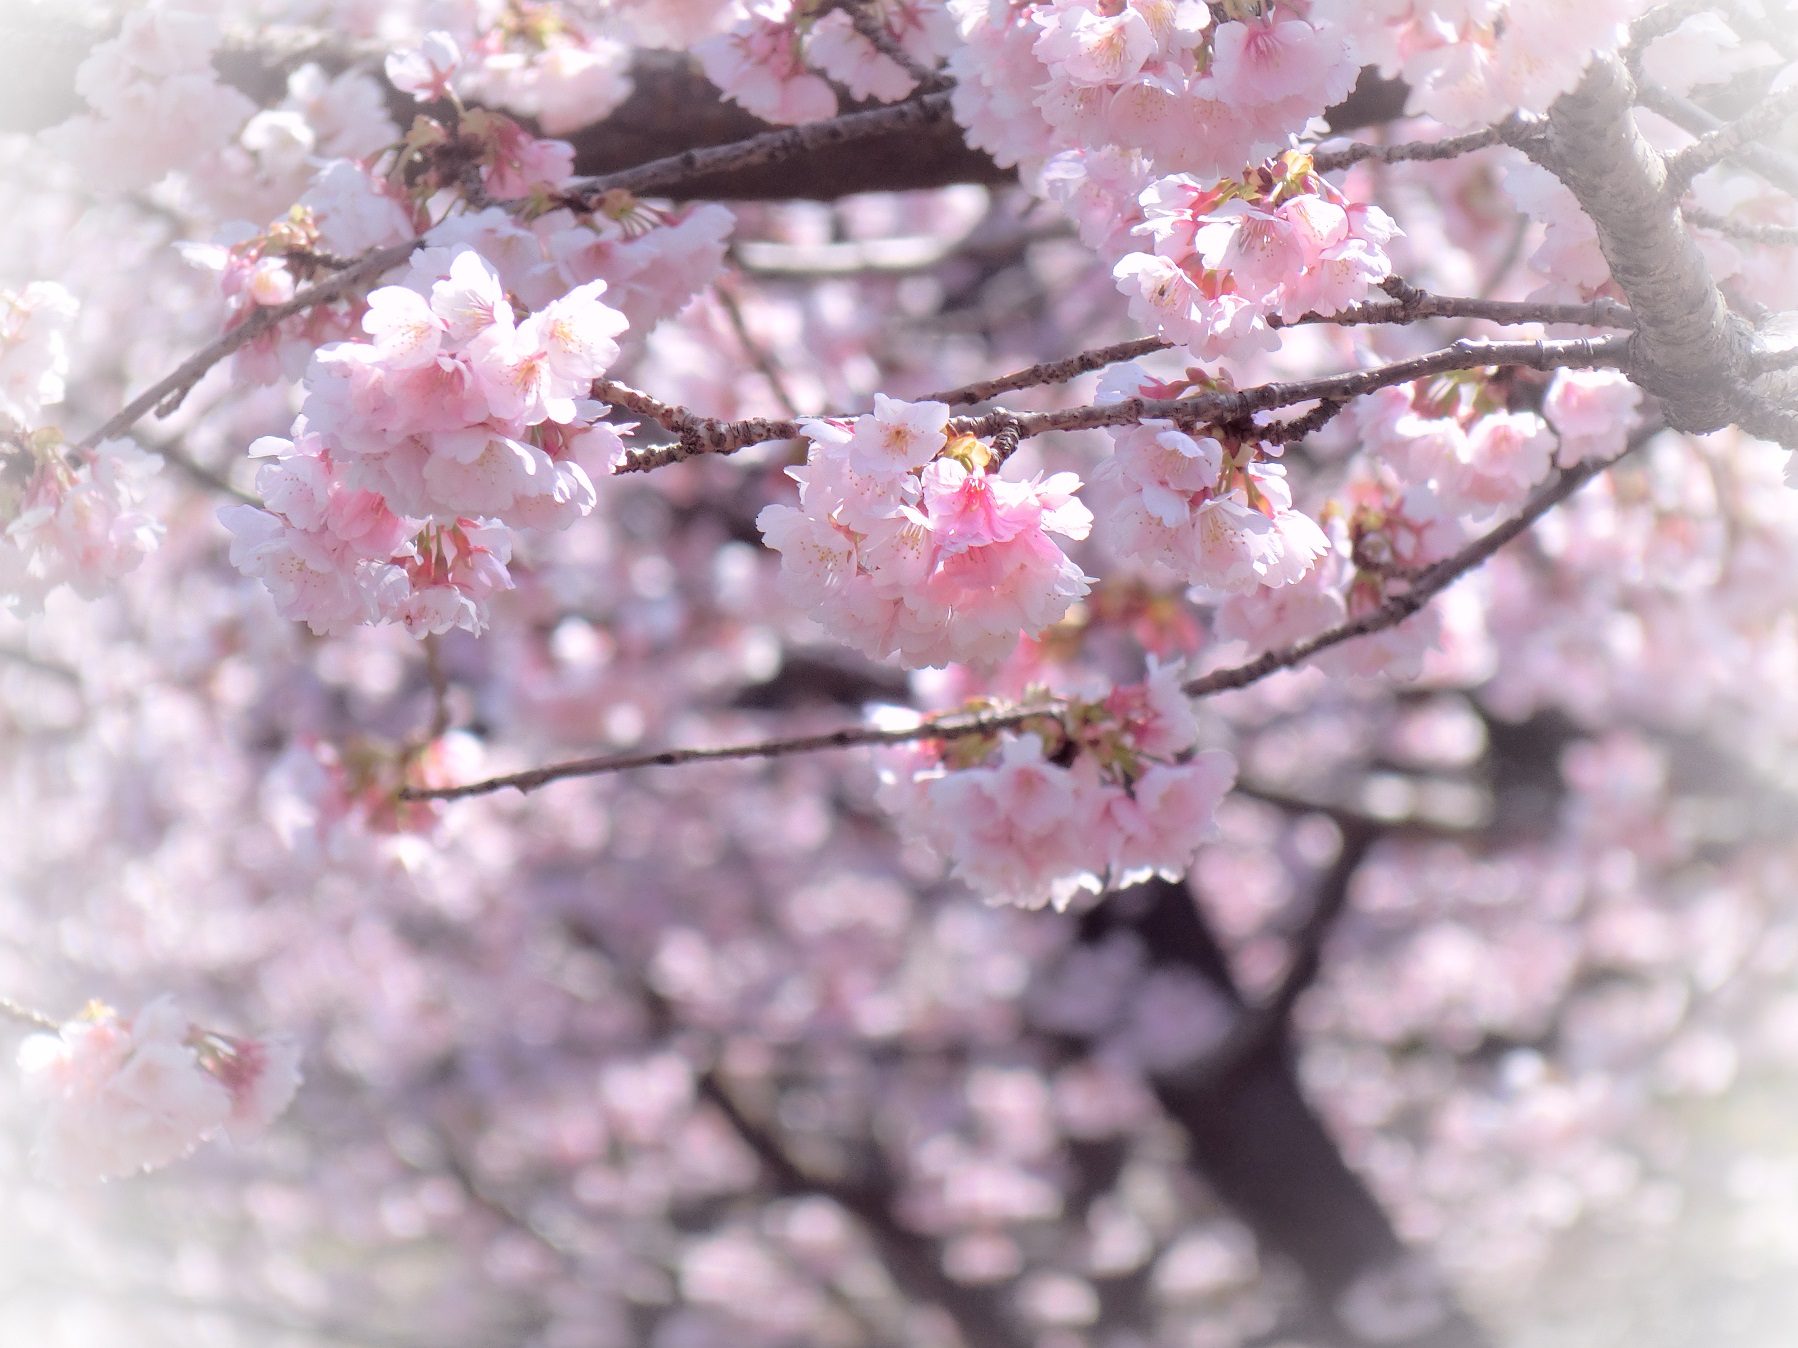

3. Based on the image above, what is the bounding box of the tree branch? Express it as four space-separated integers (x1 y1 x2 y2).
1634 79 1798 200
614 332 1633 471
1310 123 1512 173
555 91 962 207
1174 821 1378 1092
72 241 414 455
1682 203 1798 246
1663 85 1798 196
0 995 58 1031
405 448 1632 803
1532 58 1755 432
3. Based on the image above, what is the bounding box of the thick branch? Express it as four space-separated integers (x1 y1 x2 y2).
1535 58 1754 431
699 1076 1033 1348
557 91 965 206
73 241 414 454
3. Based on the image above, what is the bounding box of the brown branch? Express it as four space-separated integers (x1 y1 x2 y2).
75 93 978 461
1310 124 1511 173
405 449 1632 803
72 241 414 455
1261 397 1350 444
614 332 1633 471
1341 278 1637 330
916 287 1633 412
557 91 960 207
952 334 1632 440
922 336 1171 406
399 702 1057 801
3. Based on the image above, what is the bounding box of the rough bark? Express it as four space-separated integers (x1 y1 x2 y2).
1533 57 1757 433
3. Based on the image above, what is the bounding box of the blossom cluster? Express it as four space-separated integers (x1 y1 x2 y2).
1314 0 1645 127
757 398 1094 669
0 282 79 427
3 437 164 612
263 731 482 870
42 1 258 192
878 664 1236 909
1115 152 1400 359
16 998 300 1184
1355 372 1574 521
951 0 1358 180
1 284 163 609
696 0 958 125
223 246 628 636
1095 368 1330 596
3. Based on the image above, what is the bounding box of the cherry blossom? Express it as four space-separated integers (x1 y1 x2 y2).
16 999 297 1184
879 663 1237 907
3 5 1798 1347
759 408 1093 668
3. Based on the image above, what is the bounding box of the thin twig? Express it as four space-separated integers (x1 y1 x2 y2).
0 645 81 686
405 448 1634 803
0 996 59 1031
72 95 964 461
423 635 451 740
1261 398 1350 444
950 335 1633 440
713 282 802 417
1310 124 1512 174
1340 279 1636 330
1664 86 1798 196
1683 203 1798 245
399 702 1059 801
836 0 946 90
141 434 260 505
72 242 414 455
923 336 1170 406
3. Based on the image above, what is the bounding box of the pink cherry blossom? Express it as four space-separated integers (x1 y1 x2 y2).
17 998 297 1184
385 31 463 103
